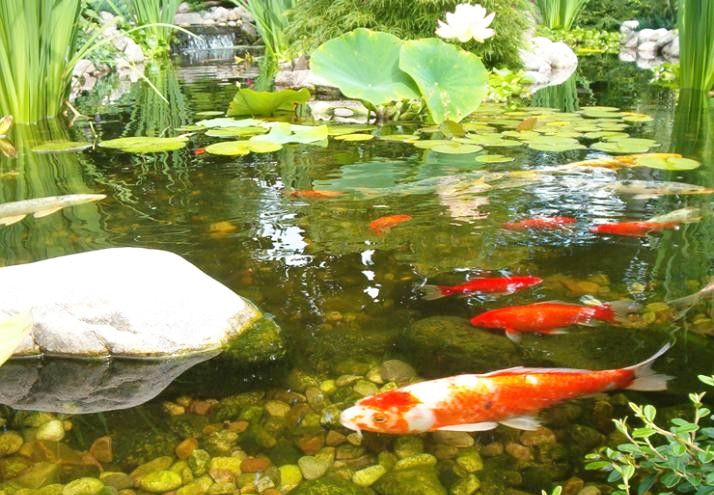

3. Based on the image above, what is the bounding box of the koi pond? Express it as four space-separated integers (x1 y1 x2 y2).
0 54 713 495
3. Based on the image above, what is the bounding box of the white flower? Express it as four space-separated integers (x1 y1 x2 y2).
435 3 496 43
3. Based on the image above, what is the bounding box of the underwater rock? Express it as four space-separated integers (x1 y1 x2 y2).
292 476 372 495
373 466 446 495
400 316 522 375
1 248 263 357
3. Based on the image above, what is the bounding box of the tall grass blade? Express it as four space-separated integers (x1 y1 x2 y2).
536 0 589 30
127 0 183 55
678 0 714 91
232 0 295 59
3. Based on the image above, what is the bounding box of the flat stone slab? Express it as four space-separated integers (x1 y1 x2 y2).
0 248 262 358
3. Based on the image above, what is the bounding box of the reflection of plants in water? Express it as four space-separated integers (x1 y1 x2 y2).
532 75 579 112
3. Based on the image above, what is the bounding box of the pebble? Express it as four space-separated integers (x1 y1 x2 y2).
297 434 324 455
0 432 24 456
432 444 459 460
189 400 217 416
209 457 242 482
278 465 302 491
175 438 198 460
139 471 183 493
132 457 174 479
378 360 416 384
451 474 480 495
305 387 328 410
353 380 379 397
206 481 235 495
335 374 361 387
346 433 363 446
90 436 113 464
264 400 291 418
505 442 533 462
520 427 557 446
240 457 271 473
352 465 386 487
319 380 336 395
99 473 133 490
188 450 211 476
455 449 483 472
393 453 437 470
36 420 65 441
432 431 474 448
394 436 423 458
325 431 346 446
226 421 249 433
563 477 585 495
577 486 601 495
366 368 384 384
62 478 105 495
163 402 186 416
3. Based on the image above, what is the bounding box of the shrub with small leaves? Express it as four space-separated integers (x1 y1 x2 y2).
585 375 714 495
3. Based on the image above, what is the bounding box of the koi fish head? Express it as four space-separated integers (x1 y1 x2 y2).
339 390 434 434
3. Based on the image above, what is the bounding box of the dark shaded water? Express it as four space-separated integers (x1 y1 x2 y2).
0 55 712 494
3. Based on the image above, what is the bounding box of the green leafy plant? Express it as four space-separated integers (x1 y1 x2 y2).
678 0 714 91
287 0 532 69
126 0 182 56
585 374 714 495
576 0 676 31
540 26 621 55
232 0 294 60
311 29 488 124
536 0 589 30
487 68 531 105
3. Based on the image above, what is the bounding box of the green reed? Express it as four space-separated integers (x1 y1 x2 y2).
536 0 589 30
126 0 182 55
678 0 714 91
232 0 294 59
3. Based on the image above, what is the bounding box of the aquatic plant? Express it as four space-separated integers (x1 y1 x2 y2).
126 0 182 56
585 374 714 495
232 0 294 60
576 0 676 31
678 0 714 91
535 0 589 30
287 0 532 69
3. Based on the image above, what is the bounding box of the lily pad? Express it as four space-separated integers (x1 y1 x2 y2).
634 155 701 170
529 142 587 152
583 131 630 140
227 88 311 117
195 111 224 117
326 125 377 136
311 28 419 106
399 38 488 124
379 134 420 142
334 133 375 141
205 126 267 138
98 136 188 153
475 154 514 163
591 138 658 154
175 124 205 132
465 134 522 147
251 123 328 145
581 109 621 119
196 118 265 128
32 140 91 154
429 142 483 154
622 112 654 123
204 140 282 156
413 139 453 150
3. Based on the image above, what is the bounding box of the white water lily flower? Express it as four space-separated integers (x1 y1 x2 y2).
435 3 496 43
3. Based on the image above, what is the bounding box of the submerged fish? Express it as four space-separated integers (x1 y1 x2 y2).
369 214 412 234
559 153 682 171
0 194 107 226
340 344 671 434
288 189 344 199
590 221 680 238
667 278 714 319
193 147 206 155
610 180 714 199
470 301 624 342
503 216 577 230
422 276 542 301
647 207 703 224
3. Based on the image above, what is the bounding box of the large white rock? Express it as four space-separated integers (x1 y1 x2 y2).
520 37 578 90
0 248 262 358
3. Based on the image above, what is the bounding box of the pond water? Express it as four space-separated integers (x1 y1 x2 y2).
0 55 713 495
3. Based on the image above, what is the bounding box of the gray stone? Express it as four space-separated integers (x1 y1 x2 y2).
0 248 262 357
637 41 659 58
178 2 191 13
637 28 657 43
174 12 204 26
620 20 640 34
122 38 145 63
520 36 577 90
663 36 680 58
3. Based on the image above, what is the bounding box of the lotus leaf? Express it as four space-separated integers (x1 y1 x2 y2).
596 122 628 131
591 138 657 154
418 125 441 133
462 123 494 132
251 123 328 145
379 134 420 142
98 136 188 153
634 155 701 170
227 88 311 117
334 133 375 141
32 140 91 153
399 38 488 124
539 130 583 138
205 126 267 138
475 154 514 163
196 117 265 128
326 125 377 136
310 29 419 106
205 140 282 156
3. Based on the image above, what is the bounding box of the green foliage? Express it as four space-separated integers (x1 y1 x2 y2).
126 0 182 56
536 0 589 30
287 0 533 69
487 68 531 106
650 62 680 89
231 0 294 59
227 87 310 117
678 0 714 91
585 374 714 495
576 0 676 31
540 26 621 55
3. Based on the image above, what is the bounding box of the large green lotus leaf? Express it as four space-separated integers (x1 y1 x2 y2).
399 38 488 124
227 88 310 117
98 136 188 153
379 134 420 142
250 123 328 145
310 29 419 106
634 155 701 170
32 140 91 153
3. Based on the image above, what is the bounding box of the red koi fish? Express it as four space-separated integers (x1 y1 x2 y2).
193 147 206 156
422 275 542 301
288 189 344 199
503 216 577 230
369 214 412 234
590 221 680 238
470 301 625 342
340 344 671 434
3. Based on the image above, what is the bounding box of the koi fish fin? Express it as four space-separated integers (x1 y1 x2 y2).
505 329 522 344
544 328 568 335
437 422 498 432
632 194 660 200
422 285 447 301
581 295 641 324
33 206 64 218
499 415 541 431
625 343 673 391
0 214 27 226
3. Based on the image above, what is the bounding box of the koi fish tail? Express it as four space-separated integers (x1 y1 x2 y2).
422 285 447 301
624 343 673 391
581 295 641 324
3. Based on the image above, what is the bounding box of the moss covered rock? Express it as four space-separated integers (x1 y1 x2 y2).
292 476 373 495
373 467 446 495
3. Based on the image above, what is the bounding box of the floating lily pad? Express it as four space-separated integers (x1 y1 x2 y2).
595 122 628 131
413 139 453 150
98 136 188 153
204 140 282 156
591 138 658 154
32 140 91 154
538 130 582 138
622 112 654 123
418 125 441 133
581 109 621 119
379 134 419 142
462 123 494 132
581 106 620 112
429 142 483 154
326 125 377 136
634 155 701 170
465 134 522 147
251 123 328 145
195 111 224 117
196 117 265 128
205 126 267 138
502 130 540 140
529 142 587 152
475 154 514 163
175 124 205 132
334 133 375 141
583 131 630 140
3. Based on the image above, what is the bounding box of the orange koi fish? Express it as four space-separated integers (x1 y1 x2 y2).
193 147 206 155
503 216 576 230
288 189 344 199
422 275 542 301
340 344 671 434
590 221 680 237
470 301 625 342
369 214 412 234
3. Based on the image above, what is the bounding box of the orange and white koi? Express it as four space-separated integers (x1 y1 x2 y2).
288 189 344 199
590 221 680 237
340 344 671 435
503 216 576 230
422 275 542 301
369 214 412 234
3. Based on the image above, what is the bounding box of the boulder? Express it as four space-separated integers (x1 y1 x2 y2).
0 248 263 358
662 36 680 58
520 36 577 90
174 12 204 26
620 20 640 35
